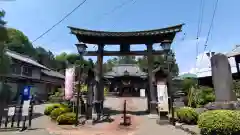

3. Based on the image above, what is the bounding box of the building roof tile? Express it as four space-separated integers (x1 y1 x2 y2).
104 64 147 78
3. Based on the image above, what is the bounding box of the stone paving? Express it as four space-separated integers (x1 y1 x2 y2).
0 98 190 135
46 97 189 135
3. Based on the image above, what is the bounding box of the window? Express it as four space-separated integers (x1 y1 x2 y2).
11 64 21 74
22 66 32 77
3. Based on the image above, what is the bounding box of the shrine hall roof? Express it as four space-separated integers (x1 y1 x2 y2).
68 24 184 44
104 64 147 78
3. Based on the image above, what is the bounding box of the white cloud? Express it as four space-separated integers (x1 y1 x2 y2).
182 51 237 77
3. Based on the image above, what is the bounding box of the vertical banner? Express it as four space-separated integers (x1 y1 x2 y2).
65 67 75 100
140 89 145 97
157 84 169 112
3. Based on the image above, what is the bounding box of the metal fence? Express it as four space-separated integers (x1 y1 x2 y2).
0 98 34 131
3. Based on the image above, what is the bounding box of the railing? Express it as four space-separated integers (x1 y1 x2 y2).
0 98 34 131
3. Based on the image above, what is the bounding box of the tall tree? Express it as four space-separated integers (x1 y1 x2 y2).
0 10 10 76
0 10 8 42
35 46 56 69
118 56 136 64
0 10 11 120
5 28 36 57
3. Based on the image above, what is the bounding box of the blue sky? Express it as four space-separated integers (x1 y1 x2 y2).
1 0 240 73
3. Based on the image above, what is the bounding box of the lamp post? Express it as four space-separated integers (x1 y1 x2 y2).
161 41 175 126
75 42 87 126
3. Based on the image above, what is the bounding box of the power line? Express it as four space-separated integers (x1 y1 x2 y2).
195 0 205 55
31 0 87 43
199 0 219 66
194 0 205 70
110 0 137 29
99 0 137 23
203 0 219 51
37 0 137 51
92 0 138 50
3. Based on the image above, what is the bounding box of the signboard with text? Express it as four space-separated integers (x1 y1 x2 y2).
22 100 30 116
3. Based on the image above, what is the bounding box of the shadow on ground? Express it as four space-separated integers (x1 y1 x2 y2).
27 113 44 120
13 112 44 121
0 112 44 126
0 127 44 132
103 107 149 116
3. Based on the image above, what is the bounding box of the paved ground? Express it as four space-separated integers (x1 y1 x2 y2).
0 104 51 135
0 98 189 135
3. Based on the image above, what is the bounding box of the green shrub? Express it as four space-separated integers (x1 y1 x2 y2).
104 87 108 96
50 107 71 120
56 112 76 125
44 104 63 115
193 86 215 106
176 107 198 124
198 110 240 135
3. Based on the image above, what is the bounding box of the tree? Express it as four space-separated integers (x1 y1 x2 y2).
0 10 10 77
0 10 6 26
6 28 36 56
136 51 179 76
182 78 197 93
233 80 240 98
0 10 11 120
103 58 119 73
5 28 36 57
0 10 8 42
118 56 136 64
35 47 56 69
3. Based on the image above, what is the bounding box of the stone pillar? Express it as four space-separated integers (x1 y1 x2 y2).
93 44 104 119
86 69 94 119
146 44 158 116
211 53 237 101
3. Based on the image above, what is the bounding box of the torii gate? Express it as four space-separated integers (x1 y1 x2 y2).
68 24 183 116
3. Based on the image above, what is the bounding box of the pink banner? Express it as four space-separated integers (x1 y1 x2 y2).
64 67 75 100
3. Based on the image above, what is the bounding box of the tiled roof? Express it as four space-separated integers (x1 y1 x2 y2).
69 24 183 44
6 50 65 79
104 64 147 78
41 69 65 79
6 50 49 70
69 24 183 37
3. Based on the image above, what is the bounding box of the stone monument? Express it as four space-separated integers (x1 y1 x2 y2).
211 53 237 101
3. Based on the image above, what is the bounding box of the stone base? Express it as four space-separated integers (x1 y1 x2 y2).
92 113 97 119
147 114 159 119
204 101 240 110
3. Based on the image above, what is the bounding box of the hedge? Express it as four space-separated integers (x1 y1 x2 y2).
57 112 76 125
50 107 71 120
176 107 198 124
198 110 240 135
44 104 64 115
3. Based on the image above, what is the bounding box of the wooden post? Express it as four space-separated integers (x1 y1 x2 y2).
146 44 158 116
86 69 94 119
94 44 104 120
